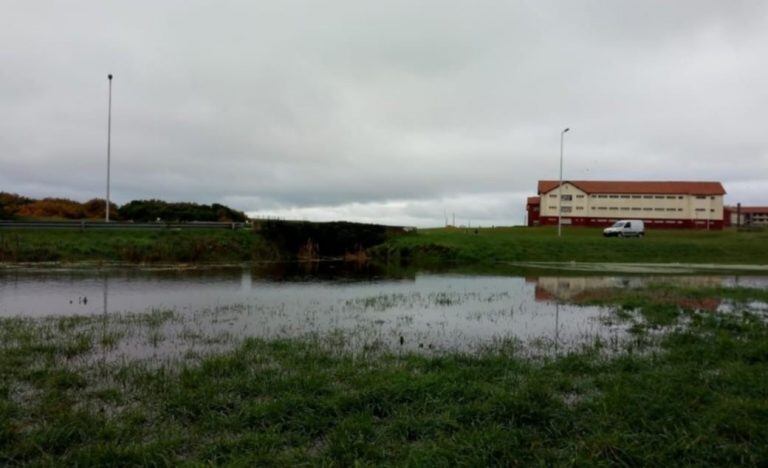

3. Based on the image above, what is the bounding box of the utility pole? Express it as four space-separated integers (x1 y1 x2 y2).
105 74 113 222
557 127 570 237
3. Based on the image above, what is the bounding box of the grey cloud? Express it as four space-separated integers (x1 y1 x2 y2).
2 1 767 225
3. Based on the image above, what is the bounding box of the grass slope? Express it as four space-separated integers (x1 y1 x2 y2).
1 286 767 465
0 229 279 263
374 226 768 265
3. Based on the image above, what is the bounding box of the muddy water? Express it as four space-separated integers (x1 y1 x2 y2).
1 264 767 360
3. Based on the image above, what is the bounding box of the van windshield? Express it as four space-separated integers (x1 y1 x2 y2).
611 221 625 227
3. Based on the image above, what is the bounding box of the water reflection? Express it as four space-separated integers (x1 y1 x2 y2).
1 265 767 361
530 275 737 311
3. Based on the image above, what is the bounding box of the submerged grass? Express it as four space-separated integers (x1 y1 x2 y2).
2 284 768 464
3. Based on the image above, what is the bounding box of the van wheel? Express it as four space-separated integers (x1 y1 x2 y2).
618 232 624 238
638 232 645 238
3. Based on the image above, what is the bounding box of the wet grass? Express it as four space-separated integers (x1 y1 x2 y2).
372 226 768 265
1 285 768 464
0 229 279 263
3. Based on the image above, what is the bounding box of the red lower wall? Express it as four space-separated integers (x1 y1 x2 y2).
537 216 724 230
526 205 540 227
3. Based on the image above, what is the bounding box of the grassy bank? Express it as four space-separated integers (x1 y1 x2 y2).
0 229 279 263
372 226 768 265
4 226 767 266
1 285 767 464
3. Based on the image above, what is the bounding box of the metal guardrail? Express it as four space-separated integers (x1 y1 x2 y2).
0 220 247 230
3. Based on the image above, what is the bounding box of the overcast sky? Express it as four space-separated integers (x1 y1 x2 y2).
2 1 767 226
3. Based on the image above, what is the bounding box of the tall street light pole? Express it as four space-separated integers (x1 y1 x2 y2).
105 74 113 222
557 127 570 237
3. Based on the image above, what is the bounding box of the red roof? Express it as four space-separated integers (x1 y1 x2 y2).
526 196 540 205
538 180 726 196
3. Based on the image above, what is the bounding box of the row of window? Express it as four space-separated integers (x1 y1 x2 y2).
548 194 717 200
590 219 697 225
550 207 716 213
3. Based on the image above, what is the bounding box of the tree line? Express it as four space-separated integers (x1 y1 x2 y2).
0 192 247 222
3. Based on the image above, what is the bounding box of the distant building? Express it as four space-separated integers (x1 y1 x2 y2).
526 180 726 229
526 196 541 226
724 206 768 227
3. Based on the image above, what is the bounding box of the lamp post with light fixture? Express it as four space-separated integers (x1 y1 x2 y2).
557 127 570 237
105 74 113 222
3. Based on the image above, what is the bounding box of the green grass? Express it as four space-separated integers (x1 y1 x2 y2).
1 286 767 465
0 229 279 263
4 226 767 266
374 226 768 265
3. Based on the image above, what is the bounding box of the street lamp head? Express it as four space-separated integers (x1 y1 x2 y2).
108 74 113 80
563 127 570 133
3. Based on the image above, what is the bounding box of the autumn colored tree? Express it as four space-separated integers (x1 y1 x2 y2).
0 192 245 222
0 192 34 218
16 198 85 219
83 198 120 219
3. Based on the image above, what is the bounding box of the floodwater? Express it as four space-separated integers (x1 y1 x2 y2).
1 264 767 361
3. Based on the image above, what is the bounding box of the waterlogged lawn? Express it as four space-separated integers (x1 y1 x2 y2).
2 287 768 465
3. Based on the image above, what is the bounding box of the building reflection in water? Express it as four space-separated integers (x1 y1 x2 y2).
528 275 725 311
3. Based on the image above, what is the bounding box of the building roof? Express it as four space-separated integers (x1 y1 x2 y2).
725 206 768 214
537 180 726 196
526 196 540 205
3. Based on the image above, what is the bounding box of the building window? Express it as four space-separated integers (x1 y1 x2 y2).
643 195 653 199
631 207 641 211
561 194 572 201
576 195 584 198
696 196 706 199
631 195 641 199
598 195 607 198
666 196 676 199
549 206 557 209
678 196 684 199
576 207 584 210
654 208 664 211
643 208 652 211
710 196 715 200
609 195 619 199
654 196 665 199
609 207 618 211
561 206 572 213
695 208 706 212
620 195 630 199
666 208 676 211
549 194 557 198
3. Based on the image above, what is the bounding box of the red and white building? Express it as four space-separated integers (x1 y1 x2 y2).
724 206 768 227
526 180 726 229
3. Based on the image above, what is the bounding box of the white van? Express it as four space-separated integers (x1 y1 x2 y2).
603 220 645 237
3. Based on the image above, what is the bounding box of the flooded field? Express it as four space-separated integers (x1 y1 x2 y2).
2 264 768 363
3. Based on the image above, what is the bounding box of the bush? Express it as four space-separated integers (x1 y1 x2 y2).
17 198 86 219
117 200 247 222
83 199 119 219
0 192 34 218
